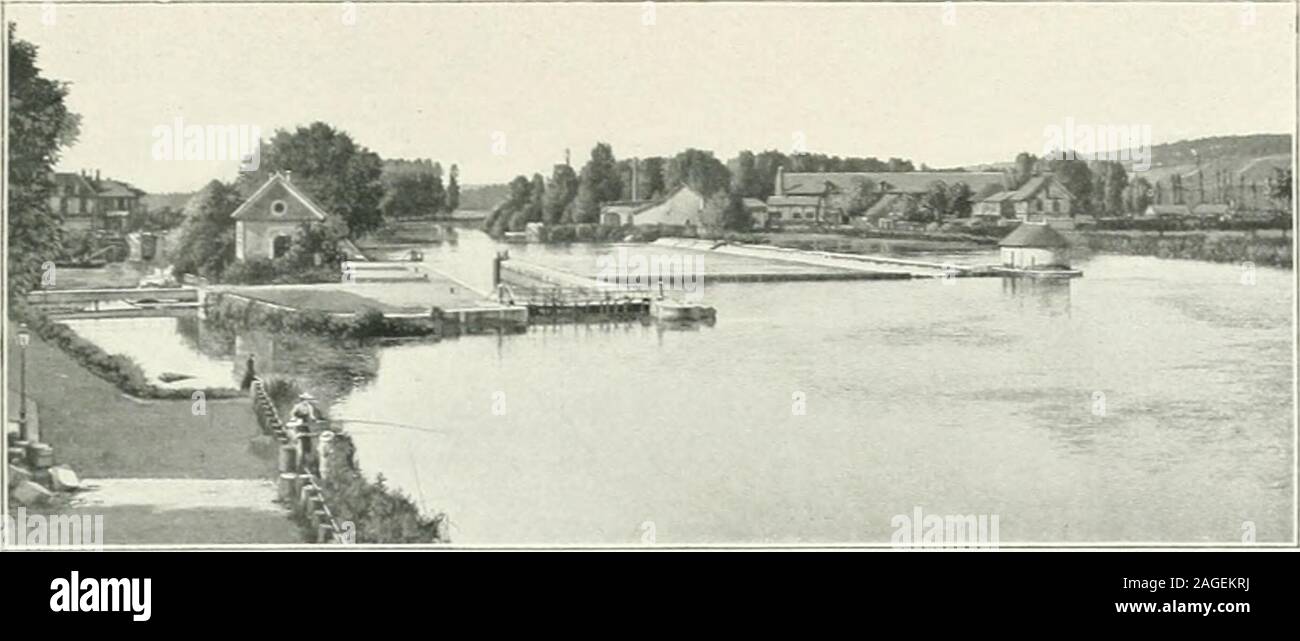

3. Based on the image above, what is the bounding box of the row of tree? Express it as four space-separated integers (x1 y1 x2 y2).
483 144 919 234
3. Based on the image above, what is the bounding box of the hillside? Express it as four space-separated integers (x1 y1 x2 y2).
966 133 1292 179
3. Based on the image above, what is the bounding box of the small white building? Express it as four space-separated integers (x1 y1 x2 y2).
231 172 329 261
999 222 1071 269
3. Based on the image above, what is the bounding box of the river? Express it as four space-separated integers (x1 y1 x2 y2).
64 231 1295 544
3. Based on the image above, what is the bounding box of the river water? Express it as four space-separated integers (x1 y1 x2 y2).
65 232 1295 544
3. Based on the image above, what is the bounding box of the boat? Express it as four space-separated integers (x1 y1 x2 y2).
650 299 717 322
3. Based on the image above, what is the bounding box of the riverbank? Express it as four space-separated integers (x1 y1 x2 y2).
1075 230 1293 268
5 323 300 544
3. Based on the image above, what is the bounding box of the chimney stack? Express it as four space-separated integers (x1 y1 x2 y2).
284 170 292 184
775 166 785 196
95 169 100 182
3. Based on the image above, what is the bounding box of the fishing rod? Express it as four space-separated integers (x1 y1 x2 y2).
325 417 456 436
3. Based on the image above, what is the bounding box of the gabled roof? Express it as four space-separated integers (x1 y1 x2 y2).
999 223 1070 248
231 172 330 221
864 193 903 218
51 172 97 194
781 171 1006 196
1006 175 1076 202
96 179 144 198
979 190 1017 203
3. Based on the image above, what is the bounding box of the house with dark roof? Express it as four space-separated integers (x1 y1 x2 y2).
999 222 1071 269
49 170 147 232
768 166 1006 225
231 172 329 261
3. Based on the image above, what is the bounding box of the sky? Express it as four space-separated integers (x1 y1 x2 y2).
7 2 1296 193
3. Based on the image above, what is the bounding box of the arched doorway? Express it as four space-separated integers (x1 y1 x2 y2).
271 234 292 259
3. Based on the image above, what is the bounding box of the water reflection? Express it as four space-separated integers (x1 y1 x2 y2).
1000 277 1072 317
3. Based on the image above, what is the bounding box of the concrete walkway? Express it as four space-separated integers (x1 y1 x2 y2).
53 479 300 545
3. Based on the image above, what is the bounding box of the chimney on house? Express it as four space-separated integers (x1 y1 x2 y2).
775 166 785 196
95 169 100 182
284 170 292 184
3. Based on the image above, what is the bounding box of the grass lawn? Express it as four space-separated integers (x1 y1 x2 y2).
7 323 303 544
8 327 276 479
229 287 405 314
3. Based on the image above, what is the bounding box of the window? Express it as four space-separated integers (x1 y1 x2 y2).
1052 200 1060 213
270 199 288 216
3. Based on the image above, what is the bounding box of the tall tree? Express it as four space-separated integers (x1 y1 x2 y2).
1048 155 1094 214
921 181 950 221
543 163 579 225
664 148 731 197
1098 161 1129 215
729 151 766 198
171 181 243 279
445 164 460 212
573 143 622 223
7 24 82 299
237 122 385 236
525 173 546 223
947 182 975 218
1131 176 1153 214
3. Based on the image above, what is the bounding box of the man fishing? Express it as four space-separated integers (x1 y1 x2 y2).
287 392 322 473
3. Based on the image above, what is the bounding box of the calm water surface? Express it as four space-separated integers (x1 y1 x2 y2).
67 233 1295 544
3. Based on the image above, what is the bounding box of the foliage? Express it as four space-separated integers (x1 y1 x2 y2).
445 164 460 212
237 122 386 236
170 180 243 280
664 148 731 197
7 24 82 301
573 142 622 223
542 163 579 225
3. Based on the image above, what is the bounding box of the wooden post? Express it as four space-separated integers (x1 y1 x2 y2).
299 483 318 510
277 473 297 502
318 431 335 481
278 445 298 473
317 523 336 544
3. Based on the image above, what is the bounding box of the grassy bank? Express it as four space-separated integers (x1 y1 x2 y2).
1078 230 1293 268
12 304 242 400
254 376 448 543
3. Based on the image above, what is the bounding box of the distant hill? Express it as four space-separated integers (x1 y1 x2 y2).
966 133 1292 175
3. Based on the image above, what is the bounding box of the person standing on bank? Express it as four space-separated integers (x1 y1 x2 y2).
240 354 257 391
288 392 322 473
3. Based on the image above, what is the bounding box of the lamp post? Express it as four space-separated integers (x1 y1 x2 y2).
18 323 30 442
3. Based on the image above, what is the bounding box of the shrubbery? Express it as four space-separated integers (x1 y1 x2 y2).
203 292 444 338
